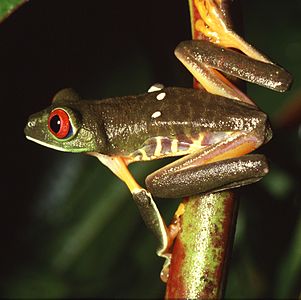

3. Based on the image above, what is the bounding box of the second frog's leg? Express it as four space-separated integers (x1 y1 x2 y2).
145 131 268 199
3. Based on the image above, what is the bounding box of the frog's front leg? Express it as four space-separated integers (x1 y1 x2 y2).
145 131 269 199
89 153 172 267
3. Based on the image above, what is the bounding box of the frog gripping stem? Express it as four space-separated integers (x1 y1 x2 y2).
175 40 292 93
132 189 169 256
165 0 291 298
23 0 293 296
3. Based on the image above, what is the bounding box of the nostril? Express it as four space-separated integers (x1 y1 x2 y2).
27 120 36 128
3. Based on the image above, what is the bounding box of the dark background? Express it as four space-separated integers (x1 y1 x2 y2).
0 0 300 298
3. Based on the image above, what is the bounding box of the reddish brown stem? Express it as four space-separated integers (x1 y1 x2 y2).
165 192 238 299
165 1 241 298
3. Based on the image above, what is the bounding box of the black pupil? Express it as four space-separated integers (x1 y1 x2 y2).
50 115 61 133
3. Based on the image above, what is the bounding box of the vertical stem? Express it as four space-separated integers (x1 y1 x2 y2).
165 1 241 298
165 192 237 299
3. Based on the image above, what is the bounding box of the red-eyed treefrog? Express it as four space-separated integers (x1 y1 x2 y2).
24 0 292 281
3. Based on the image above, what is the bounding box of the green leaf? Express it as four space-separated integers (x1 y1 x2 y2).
0 0 26 22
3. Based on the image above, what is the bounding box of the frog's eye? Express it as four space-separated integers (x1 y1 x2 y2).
48 108 73 139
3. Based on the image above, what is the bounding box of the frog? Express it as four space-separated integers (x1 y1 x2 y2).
24 0 292 281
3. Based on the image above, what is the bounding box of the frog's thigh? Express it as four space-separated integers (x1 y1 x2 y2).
146 154 268 198
146 132 267 198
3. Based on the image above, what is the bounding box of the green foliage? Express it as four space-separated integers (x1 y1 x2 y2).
0 0 25 22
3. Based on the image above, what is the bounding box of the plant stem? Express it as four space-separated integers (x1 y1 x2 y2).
165 1 241 298
165 192 237 299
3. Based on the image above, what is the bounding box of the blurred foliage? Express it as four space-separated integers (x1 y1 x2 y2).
1 0 300 298
0 0 26 22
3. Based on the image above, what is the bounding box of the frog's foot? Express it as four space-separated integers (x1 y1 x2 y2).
158 203 185 283
132 189 169 253
193 0 271 62
180 0 292 105
133 189 186 283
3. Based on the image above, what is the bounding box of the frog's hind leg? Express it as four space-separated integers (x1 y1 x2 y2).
175 40 292 104
192 0 271 62
178 0 292 105
175 41 254 105
145 131 269 198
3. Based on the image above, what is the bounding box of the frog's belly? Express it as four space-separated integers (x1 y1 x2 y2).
127 131 234 162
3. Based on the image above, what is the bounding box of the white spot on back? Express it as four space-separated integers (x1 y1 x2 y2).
148 83 164 93
151 111 161 119
156 92 166 101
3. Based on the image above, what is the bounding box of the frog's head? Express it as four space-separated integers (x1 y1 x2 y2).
24 89 104 153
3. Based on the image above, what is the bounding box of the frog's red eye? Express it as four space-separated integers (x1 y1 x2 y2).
48 109 72 139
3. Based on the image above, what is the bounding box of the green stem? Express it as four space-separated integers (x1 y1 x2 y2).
165 192 237 299
165 1 240 298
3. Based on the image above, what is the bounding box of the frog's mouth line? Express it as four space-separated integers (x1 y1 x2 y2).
25 135 67 152
25 135 91 153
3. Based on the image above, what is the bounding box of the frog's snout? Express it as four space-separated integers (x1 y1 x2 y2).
24 112 48 142
25 118 36 130
24 115 37 138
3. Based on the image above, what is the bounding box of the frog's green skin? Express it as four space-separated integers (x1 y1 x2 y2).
25 87 271 158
